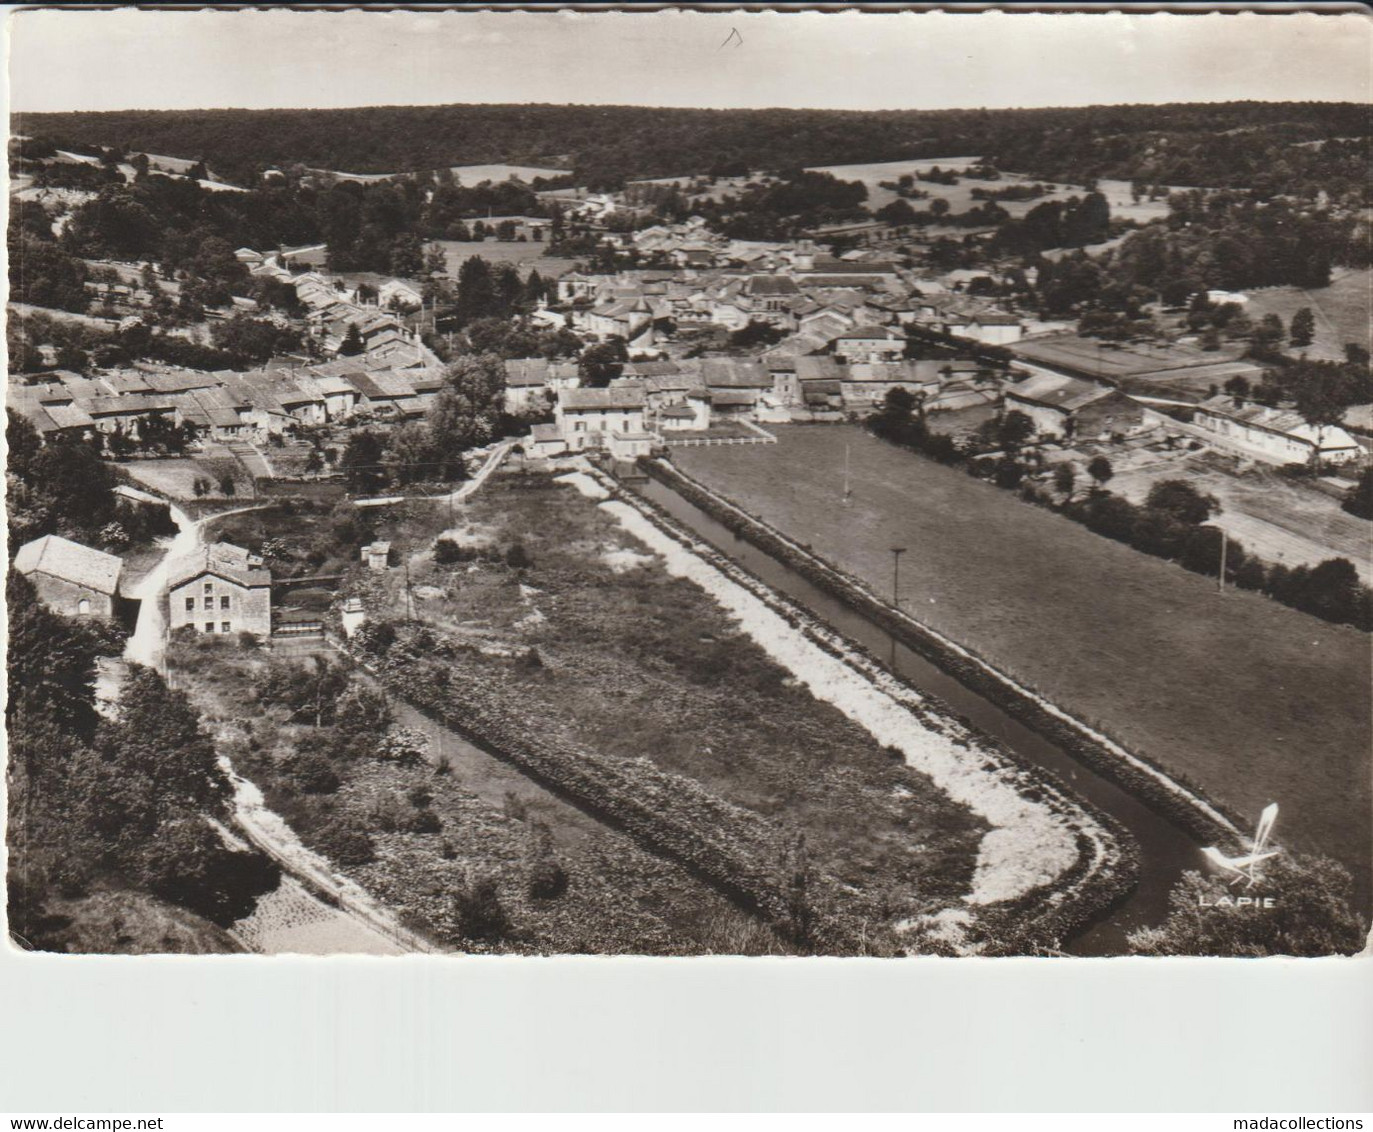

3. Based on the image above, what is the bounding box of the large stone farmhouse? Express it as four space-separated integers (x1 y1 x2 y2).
1004 372 1145 442
14 534 125 620
1191 395 1364 466
554 385 648 452
167 542 272 638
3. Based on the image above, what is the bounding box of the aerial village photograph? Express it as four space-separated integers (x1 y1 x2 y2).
4 5 1371 969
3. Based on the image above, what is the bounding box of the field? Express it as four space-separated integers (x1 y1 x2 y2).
365 471 989 923
308 162 569 185
804 159 1175 224
1242 268 1373 362
168 632 771 956
674 425 1372 908
448 163 569 186
433 239 574 280
22 888 241 955
168 468 991 952
119 455 255 501
628 173 770 205
1104 447 1373 583
1012 334 1263 397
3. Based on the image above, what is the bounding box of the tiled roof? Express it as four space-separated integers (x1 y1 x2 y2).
1006 372 1112 413
832 325 904 341
559 385 647 411
505 358 552 387
623 360 682 379
1196 395 1361 449
167 542 270 591
745 275 801 298
710 389 758 406
15 535 122 595
701 359 771 388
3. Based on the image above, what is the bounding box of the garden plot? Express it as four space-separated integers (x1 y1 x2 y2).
1106 449 1373 583
351 469 999 945
167 633 772 955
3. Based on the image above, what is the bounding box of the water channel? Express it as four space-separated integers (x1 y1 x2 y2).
634 475 1207 956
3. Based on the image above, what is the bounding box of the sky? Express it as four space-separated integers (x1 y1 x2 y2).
6 7 1371 115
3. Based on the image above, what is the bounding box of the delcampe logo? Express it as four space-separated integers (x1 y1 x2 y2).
1199 802 1281 908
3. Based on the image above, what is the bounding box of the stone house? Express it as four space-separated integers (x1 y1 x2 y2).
14 535 124 620
167 542 272 638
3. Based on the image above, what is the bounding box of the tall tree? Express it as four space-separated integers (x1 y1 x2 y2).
339 322 364 356
1086 455 1114 492
1289 306 1316 349
427 353 507 473
340 429 386 493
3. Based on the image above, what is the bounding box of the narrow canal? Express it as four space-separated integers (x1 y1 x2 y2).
635 475 1206 956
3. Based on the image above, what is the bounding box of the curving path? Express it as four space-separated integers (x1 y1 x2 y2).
119 499 420 954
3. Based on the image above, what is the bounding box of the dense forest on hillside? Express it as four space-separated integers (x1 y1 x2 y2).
18 101 1371 197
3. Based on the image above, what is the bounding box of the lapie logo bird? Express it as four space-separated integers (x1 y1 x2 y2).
1201 803 1281 889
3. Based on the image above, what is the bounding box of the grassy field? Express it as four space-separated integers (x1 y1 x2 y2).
1242 268 1373 362
168 469 989 951
167 632 767 955
23 888 241 954
1012 334 1260 390
434 239 574 279
361 470 988 927
805 159 1174 223
674 425 1372 908
1104 448 1373 584
120 455 254 501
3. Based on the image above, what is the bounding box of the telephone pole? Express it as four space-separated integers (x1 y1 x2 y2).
1218 528 1227 594
889 546 906 670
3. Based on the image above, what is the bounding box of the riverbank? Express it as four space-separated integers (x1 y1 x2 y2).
670 425 1373 914
562 466 1132 953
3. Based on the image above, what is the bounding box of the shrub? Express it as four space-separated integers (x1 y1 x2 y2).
505 542 532 569
133 814 281 926
1145 479 1219 526
335 683 392 736
354 619 398 656
377 727 428 766
313 825 376 866
1342 467 1373 519
408 808 442 834
453 878 511 941
237 631 261 649
528 858 569 900
406 786 433 809
292 753 341 795
433 537 462 565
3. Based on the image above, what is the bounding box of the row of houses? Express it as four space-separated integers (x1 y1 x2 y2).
547 255 1024 355
999 374 1365 462
519 349 999 458
8 357 450 444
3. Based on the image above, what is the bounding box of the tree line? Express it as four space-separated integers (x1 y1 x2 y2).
18 100 1369 200
867 391 1373 632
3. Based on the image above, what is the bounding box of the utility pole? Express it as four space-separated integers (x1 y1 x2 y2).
889 546 906 670
403 553 414 623
1218 528 1227 595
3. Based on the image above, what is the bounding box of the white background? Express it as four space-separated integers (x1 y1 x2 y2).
1 947 1370 1112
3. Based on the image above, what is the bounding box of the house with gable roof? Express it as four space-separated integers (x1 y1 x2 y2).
14 534 125 620
167 542 272 638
